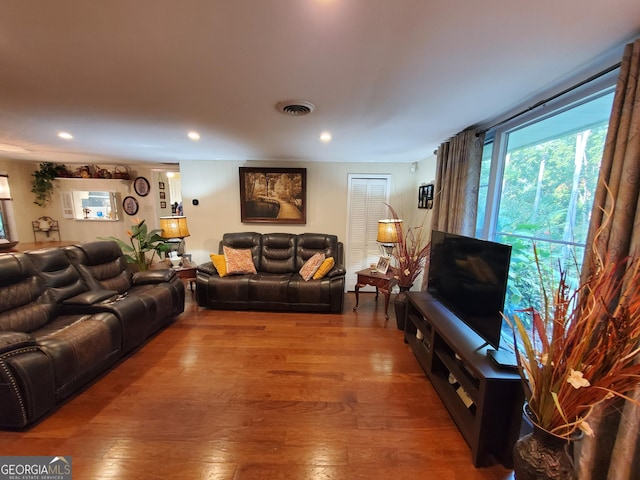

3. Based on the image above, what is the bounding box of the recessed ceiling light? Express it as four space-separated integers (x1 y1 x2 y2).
319 131 332 143
188 131 200 141
58 131 73 140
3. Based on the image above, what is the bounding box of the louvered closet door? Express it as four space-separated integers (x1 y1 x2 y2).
345 175 390 291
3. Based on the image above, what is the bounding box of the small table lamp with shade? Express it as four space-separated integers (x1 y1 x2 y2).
376 218 402 257
159 216 191 266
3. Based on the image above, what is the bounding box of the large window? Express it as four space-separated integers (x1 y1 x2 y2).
478 78 617 337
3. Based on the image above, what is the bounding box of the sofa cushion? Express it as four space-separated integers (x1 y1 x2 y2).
295 233 339 270
26 248 87 303
224 246 257 275
313 257 335 280
0 253 52 333
249 273 291 304
261 233 297 274
299 252 325 281
65 242 133 294
209 254 228 277
35 313 121 389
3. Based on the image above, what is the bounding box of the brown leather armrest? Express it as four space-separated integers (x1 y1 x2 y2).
132 269 177 285
63 290 118 306
0 332 36 355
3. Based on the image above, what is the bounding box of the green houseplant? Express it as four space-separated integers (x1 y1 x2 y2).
31 162 67 207
101 219 172 271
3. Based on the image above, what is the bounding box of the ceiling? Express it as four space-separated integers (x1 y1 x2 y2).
0 1 638 166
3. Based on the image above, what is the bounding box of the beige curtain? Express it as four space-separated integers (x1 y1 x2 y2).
576 38 640 480
430 128 485 236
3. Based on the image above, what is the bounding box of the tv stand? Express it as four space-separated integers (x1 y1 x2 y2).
404 292 523 467
487 348 518 370
473 341 490 353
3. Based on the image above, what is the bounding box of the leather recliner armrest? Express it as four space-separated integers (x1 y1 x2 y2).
327 266 347 278
0 332 37 355
62 290 118 306
132 269 177 285
196 262 217 276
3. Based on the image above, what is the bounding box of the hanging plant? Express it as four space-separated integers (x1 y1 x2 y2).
31 162 67 207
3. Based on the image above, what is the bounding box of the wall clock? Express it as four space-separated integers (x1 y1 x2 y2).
123 196 139 216
133 176 150 196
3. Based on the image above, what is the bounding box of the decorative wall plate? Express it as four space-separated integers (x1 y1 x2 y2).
123 196 139 216
133 176 150 196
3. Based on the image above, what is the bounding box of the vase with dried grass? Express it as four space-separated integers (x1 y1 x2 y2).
384 204 430 329
505 224 640 479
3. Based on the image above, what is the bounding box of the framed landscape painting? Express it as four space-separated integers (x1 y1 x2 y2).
239 167 306 224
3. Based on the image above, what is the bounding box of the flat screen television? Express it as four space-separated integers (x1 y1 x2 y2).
427 230 512 350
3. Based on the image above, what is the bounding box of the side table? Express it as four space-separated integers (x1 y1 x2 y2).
353 268 397 319
174 266 197 292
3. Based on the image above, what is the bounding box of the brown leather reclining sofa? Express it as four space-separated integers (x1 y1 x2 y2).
196 232 345 313
0 240 185 429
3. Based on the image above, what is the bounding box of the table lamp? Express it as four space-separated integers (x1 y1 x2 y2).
376 219 402 257
159 216 191 256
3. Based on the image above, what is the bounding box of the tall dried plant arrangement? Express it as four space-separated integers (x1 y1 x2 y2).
505 221 640 439
384 204 430 287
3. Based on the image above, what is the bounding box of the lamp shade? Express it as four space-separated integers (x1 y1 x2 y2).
159 216 190 238
377 219 402 244
0 173 11 200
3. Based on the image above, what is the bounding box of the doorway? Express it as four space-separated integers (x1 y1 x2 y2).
345 174 391 290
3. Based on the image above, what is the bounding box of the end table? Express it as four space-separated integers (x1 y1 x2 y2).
353 268 397 319
174 266 197 292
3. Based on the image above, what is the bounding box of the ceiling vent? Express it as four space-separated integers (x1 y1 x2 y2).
276 100 315 116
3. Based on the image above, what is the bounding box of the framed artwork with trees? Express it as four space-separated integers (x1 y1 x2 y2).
239 167 306 224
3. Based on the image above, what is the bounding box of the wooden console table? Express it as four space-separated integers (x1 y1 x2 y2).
353 267 397 319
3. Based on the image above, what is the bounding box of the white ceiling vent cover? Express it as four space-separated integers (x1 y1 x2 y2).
276 100 316 116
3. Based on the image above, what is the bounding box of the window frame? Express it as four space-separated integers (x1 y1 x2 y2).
477 71 619 243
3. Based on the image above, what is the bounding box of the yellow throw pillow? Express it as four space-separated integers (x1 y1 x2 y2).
313 257 335 280
223 246 257 275
299 252 325 281
210 254 228 277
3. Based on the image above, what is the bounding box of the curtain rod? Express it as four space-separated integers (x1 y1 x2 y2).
476 61 621 136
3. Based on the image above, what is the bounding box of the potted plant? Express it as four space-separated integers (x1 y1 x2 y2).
101 219 172 271
505 237 640 479
31 162 68 207
384 204 430 329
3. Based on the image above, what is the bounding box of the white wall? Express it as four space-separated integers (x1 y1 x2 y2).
0 159 166 245
180 158 437 266
0 156 438 263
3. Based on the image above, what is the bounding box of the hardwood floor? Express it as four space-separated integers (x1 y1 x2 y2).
0 292 515 479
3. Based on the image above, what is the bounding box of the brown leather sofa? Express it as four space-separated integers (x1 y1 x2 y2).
0 240 185 429
196 232 345 313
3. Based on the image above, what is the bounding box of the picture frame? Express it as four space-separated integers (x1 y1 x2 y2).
418 184 434 209
239 167 306 224
158 181 165 190
160 201 167 209
159 191 166 199
181 254 192 267
376 256 390 275
122 196 139 216
133 176 150 197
